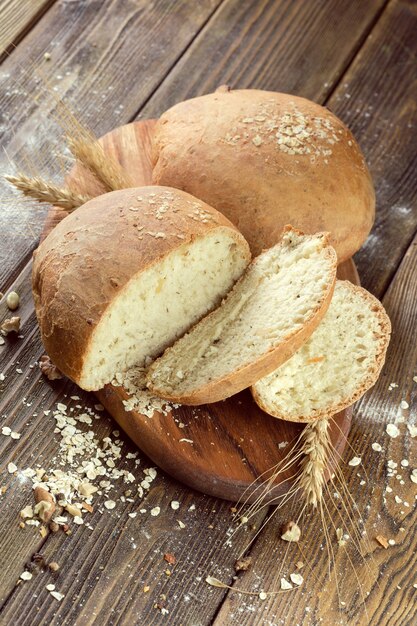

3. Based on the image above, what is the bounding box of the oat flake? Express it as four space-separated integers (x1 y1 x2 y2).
290 573 304 586
386 424 400 438
407 424 417 438
281 578 293 590
50 591 64 601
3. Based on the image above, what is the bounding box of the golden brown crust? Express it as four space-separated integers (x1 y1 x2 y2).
251 281 391 423
146 229 337 405
152 89 375 263
32 186 250 387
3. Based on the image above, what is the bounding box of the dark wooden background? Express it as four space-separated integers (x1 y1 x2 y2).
0 1 416 624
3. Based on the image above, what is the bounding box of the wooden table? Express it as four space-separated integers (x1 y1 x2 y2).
0 1 416 624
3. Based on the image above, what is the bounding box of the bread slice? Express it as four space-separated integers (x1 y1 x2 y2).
146 228 337 404
252 281 391 422
33 187 250 390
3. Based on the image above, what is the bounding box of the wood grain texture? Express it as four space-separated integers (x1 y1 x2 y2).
0 0 222 290
0 0 415 624
327 0 417 296
139 0 387 115
212 236 417 626
0 0 55 59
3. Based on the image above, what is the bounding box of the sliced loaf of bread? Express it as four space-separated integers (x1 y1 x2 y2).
146 228 337 404
33 187 250 390
252 280 391 422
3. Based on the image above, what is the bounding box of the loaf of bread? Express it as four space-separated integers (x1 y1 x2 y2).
252 281 391 422
147 228 337 404
152 89 375 262
32 187 250 390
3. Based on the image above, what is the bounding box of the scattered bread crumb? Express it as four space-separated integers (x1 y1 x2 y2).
281 521 301 542
234 556 252 572
1 316 20 334
164 553 176 565
39 355 63 380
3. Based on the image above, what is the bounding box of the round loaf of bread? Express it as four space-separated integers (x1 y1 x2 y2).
152 89 375 262
33 187 251 391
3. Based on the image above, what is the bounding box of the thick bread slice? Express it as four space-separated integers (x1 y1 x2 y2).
252 281 391 423
147 228 337 404
33 187 250 391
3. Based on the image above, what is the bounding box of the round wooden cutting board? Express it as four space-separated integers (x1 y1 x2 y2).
43 120 360 504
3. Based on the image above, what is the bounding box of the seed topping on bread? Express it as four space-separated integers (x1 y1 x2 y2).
224 99 354 163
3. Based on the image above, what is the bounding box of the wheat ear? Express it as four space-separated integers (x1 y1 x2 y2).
4 174 91 211
66 134 133 192
298 418 331 507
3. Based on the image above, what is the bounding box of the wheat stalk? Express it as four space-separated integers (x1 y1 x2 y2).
4 174 91 210
298 418 331 507
66 134 133 192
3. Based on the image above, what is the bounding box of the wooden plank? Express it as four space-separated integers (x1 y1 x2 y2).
140 0 387 114
212 231 417 626
0 484 266 625
0 0 56 60
0 0 222 290
326 0 417 296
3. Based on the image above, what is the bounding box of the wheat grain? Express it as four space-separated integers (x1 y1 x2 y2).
298 418 331 507
4 174 91 210
66 134 133 192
